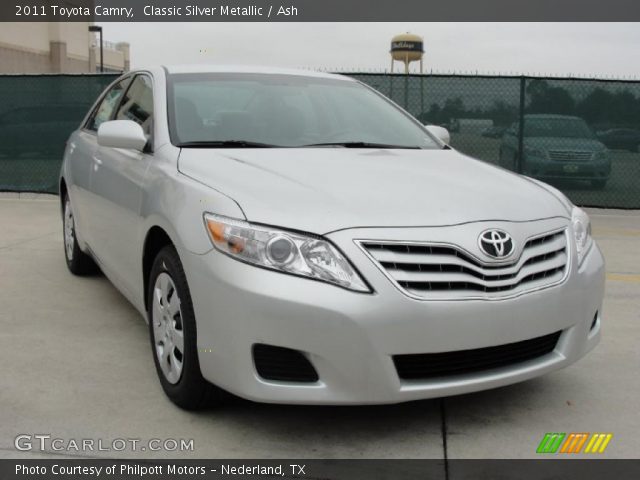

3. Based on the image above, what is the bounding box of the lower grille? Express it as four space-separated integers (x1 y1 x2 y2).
393 331 561 380
253 344 319 382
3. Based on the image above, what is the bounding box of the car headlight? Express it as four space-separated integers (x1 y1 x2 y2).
204 213 370 292
593 150 608 161
572 207 593 266
524 145 547 158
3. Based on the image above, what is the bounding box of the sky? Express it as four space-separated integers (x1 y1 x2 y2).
100 23 640 77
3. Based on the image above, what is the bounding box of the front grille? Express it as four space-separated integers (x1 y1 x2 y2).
548 150 593 162
394 331 562 380
360 229 568 300
253 344 319 383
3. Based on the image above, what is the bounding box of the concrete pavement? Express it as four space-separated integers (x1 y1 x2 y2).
0 195 638 460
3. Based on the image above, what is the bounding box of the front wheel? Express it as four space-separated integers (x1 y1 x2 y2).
148 245 225 409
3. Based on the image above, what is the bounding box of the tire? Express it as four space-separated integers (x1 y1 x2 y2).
591 179 607 190
147 245 225 410
63 194 98 275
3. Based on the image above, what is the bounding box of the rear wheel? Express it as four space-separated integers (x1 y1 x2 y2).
148 245 225 409
63 194 98 275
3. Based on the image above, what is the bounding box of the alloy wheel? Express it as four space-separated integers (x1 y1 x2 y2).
152 272 184 384
64 199 75 261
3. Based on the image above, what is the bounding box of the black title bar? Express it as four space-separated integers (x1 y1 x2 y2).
3 0 640 21
2 459 640 479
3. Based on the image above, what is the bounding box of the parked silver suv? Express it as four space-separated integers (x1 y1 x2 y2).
499 114 611 189
60 66 604 409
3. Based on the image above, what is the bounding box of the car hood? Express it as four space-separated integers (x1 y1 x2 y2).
178 148 569 234
525 137 606 151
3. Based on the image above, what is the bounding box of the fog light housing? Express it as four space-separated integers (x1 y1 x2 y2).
253 344 319 382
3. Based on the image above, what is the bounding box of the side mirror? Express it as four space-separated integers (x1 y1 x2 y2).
425 125 450 144
97 120 147 151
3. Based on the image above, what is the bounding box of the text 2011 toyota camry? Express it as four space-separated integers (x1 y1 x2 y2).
59 66 604 409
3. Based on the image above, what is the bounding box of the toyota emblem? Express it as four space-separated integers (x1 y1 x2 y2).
478 229 515 259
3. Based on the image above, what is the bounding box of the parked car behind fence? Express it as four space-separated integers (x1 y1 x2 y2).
499 114 611 189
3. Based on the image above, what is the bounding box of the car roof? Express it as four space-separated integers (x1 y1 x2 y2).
161 64 353 81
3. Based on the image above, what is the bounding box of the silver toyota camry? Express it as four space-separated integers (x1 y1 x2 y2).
59 66 605 409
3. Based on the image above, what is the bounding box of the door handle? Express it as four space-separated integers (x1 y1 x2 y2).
92 156 103 171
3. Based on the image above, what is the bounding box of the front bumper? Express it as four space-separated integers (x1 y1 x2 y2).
523 156 611 182
182 220 605 405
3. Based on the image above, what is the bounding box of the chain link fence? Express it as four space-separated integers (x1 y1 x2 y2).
1 73 639 208
0 74 118 192
346 73 640 209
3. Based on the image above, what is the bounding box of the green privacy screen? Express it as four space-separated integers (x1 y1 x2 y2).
1 73 639 208
0 74 118 193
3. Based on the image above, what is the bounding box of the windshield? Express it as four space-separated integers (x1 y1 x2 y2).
524 118 595 139
167 73 440 148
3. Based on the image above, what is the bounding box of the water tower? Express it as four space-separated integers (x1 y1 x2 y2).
390 33 424 74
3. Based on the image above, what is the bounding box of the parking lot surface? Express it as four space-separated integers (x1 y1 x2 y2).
0 193 638 460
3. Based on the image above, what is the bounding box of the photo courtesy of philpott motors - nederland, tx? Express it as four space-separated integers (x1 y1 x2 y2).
15 463 292 476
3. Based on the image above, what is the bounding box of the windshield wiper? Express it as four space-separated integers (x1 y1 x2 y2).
177 140 425 149
177 140 280 148
300 141 422 149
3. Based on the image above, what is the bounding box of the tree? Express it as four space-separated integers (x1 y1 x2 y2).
526 80 575 115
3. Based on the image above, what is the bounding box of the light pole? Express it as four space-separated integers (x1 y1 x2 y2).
88 25 103 73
